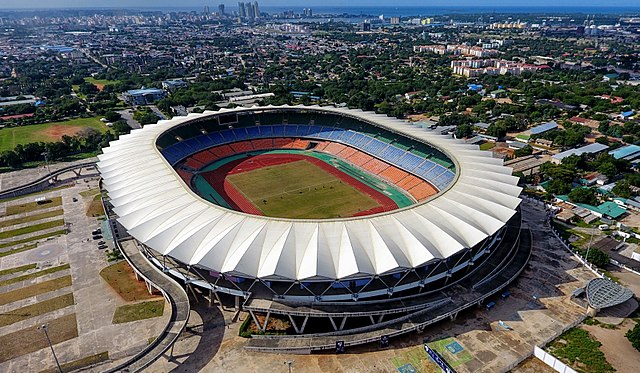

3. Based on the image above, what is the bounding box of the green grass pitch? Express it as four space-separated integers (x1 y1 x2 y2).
226 160 381 219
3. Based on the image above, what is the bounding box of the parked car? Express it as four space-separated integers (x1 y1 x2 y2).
92 235 102 240
98 244 108 250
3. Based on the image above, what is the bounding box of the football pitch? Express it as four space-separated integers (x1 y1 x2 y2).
226 159 382 219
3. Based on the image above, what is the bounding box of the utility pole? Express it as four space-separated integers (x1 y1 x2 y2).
284 360 294 373
39 324 63 373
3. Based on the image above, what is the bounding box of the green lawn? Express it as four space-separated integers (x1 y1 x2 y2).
112 299 165 324
0 275 72 306
100 261 161 301
0 263 70 287
0 218 64 240
547 328 614 373
84 77 119 87
0 313 78 363
0 229 66 251
4 197 62 216
0 117 107 152
0 293 74 327
0 263 37 277
479 142 496 151
0 243 38 258
225 160 381 219
39 351 109 373
0 209 63 229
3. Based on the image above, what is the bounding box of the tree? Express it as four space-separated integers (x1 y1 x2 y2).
103 111 121 122
568 187 598 205
598 162 618 179
455 124 473 139
585 248 609 267
514 145 533 158
611 180 632 199
626 323 640 352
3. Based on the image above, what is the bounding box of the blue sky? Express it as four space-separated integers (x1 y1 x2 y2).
0 0 638 8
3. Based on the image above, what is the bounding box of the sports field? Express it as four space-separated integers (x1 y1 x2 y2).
0 117 107 152
226 159 382 219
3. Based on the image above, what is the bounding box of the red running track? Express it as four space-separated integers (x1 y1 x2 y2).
200 153 398 217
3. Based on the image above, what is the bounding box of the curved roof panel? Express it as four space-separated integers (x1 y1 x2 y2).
98 105 522 281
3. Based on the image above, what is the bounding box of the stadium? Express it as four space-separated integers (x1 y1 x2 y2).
98 105 526 341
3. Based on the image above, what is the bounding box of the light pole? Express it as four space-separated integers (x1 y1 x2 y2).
584 225 597 269
284 360 294 373
41 152 51 175
39 324 62 373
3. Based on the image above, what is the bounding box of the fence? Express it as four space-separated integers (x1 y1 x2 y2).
534 346 578 373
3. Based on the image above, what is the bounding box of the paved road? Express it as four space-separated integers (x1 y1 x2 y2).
116 109 142 130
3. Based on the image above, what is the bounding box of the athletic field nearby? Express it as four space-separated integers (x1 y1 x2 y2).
226 159 383 219
0 117 107 152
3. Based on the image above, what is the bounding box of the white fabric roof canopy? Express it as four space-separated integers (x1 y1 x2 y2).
98 105 521 281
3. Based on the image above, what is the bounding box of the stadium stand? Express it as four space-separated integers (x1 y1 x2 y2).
184 157 205 170
397 175 423 191
192 150 219 165
176 169 194 185
347 151 373 167
230 141 254 154
337 146 357 158
252 139 274 150
379 167 409 185
210 144 235 158
408 182 438 200
361 158 390 175
291 139 310 150
324 142 348 156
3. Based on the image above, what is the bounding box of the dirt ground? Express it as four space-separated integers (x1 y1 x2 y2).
581 319 640 373
511 356 555 373
42 125 85 141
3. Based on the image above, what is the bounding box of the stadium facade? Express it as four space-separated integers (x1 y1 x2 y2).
98 105 524 336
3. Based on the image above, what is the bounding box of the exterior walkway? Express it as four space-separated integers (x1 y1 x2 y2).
105 240 190 373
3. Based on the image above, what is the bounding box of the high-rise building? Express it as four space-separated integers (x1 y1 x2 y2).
361 22 371 32
247 3 255 19
238 2 246 18
253 1 260 19
390 17 401 25
203 5 210 14
218 4 225 14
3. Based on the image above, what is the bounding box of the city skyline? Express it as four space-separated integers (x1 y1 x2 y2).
0 0 639 10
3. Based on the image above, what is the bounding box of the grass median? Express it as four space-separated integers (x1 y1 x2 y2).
113 299 165 324
0 313 78 363
4 197 62 216
0 219 64 240
0 263 70 287
0 293 74 327
0 209 64 229
0 263 37 277
0 229 65 251
0 275 72 306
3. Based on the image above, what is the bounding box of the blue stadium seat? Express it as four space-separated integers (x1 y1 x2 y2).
361 139 388 155
306 126 323 137
315 127 334 139
233 128 249 141
246 126 260 138
379 146 405 163
338 130 356 143
353 133 373 148
297 125 312 137
209 131 226 145
432 171 455 190
414 160 437 177
395 153 425 171
258 126 273 137
284 125 298 137
327 128 343 140
272 125 285 137
424 165 447 181
220 129 236 143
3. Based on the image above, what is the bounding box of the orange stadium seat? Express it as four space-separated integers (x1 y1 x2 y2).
408 182 438 201
252 139 274 150
184 157 205 170
337 147 357 158
273 138 294 148
379 166 409 185
210 144 235 158
314 141 330 151
347 151 373 167
291 139 310 149
361 158 390 175
230 141 254 153
192 150 219 165
176 169 193 185
324 142 347 156
397 175 422 190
